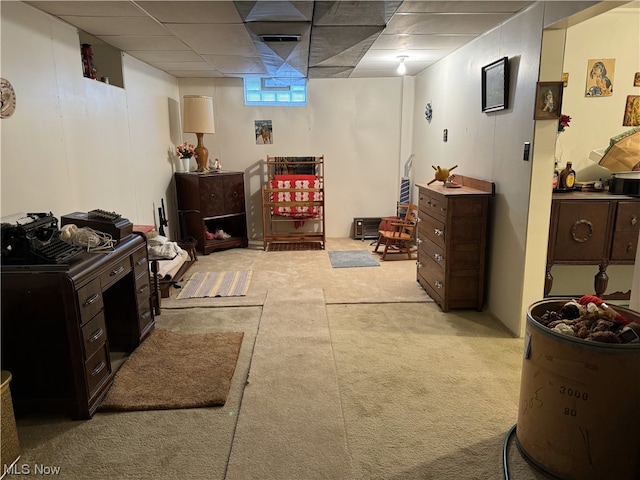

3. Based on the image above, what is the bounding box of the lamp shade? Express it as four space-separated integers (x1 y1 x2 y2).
183 95 215 134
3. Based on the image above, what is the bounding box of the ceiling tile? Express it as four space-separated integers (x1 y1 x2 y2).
385 12 512 35
398 1 533 14
96 35 192 51
234 1 313 22
127 50 203 63
135 1 242 23
165 24 258 56
59 16 169 35
200 55 268 75
372 33 476 50
25 1 146 16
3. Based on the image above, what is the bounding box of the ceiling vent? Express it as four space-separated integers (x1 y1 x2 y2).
259 34 301 42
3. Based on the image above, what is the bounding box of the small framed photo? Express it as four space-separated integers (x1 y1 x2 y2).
622 95 640 126
481 57 509 113
534 81 563 120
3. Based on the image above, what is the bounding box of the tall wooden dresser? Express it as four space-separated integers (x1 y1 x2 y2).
416 176 495 312
175 171 249 255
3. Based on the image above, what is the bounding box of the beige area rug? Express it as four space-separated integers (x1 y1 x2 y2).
176 271 253 299
100 328 244 411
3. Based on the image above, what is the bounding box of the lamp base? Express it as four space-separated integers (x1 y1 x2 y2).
194 133 209 172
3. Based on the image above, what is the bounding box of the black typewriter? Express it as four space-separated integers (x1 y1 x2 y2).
1 212 83 265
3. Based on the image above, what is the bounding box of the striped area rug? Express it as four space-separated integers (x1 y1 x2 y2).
176 271 253 299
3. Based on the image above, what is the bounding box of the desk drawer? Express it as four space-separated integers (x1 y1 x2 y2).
135 271 151 299
77 279 103 325
132 247 149 278
419 192 447 221
100 257 131 290
419 235 445 267
82 313 107 360
85 344 111 397
138 301 154 332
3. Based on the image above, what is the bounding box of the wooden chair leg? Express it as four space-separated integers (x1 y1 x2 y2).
373 235 383 252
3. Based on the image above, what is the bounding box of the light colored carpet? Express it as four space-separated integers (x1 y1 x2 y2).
9 239 554 480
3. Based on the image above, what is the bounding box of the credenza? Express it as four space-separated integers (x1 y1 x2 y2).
175 171 248 255
545 191 640 299
416 177 495 312
1 233 155 419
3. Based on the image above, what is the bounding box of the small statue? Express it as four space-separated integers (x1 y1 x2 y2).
213 158 221 171
428 164 458 185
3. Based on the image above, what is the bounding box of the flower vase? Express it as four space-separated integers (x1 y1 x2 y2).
554 133 563 164
182 157 191 173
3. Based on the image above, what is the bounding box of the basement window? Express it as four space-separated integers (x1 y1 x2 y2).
243 77 307 106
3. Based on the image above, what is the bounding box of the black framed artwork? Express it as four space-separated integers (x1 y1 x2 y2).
534 81 563 120
481 57 509 113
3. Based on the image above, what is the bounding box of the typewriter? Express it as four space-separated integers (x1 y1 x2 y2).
1 212 83 265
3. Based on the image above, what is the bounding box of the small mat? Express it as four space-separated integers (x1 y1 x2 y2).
267 242 324 251
329 250 380 268
177 271 252 299
99 328 244 411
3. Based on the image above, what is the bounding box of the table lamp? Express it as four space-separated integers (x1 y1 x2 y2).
183 95 215 172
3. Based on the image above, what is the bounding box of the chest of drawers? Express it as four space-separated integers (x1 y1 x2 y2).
175 171 248 255
416 177 494 312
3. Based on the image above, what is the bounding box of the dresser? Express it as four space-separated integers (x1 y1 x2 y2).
175 171 248 255
545 191 640 299
1 233 154 419
416 177 495 312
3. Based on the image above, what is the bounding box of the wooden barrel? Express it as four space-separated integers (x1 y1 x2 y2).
516 299 640 480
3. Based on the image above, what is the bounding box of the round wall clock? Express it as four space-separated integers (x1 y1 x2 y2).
1 78 17 119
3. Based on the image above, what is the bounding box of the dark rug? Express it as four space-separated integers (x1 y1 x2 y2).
99 328 244 411
267 242 324 251
329 250 380 268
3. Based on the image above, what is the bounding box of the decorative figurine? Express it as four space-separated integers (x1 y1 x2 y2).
428 164 458 185
213 158 221 171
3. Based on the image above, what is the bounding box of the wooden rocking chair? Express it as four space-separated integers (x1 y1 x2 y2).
373 203 418 260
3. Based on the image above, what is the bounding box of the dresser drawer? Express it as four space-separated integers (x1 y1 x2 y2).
419 191 447 221
420 214 446 248
85 344 111 397
82 313 107 360
552 201 609 262
77 279 103 325
100 257 131 290
132 247 149 278
419 235 445 267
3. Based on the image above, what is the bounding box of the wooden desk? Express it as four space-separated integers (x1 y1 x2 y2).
1 233 155 419
545 191 640 299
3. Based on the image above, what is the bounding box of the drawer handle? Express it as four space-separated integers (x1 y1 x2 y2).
233 191 239 198
571 219 593 243
416 216 422 223
83 293 100 307
434 281 443 289
416 261 422 269
434 228 443 236
138 284 149 294
631 215 638 226
110 265 125 276
416 238 423 245
140 311 151 320
434 253 443 261
209 193 215 200
627 242 634 253
136 257 147 266
91 361 106 377
89 327 104 343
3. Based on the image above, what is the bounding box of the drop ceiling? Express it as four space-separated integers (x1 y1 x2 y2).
25 1 536 79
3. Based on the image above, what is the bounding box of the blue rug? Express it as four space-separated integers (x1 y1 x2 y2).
328 250 380 268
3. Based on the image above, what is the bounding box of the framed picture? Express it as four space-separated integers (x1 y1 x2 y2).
481 57 509 113
534 81 563 120
585 58 615 97
622 95 640 126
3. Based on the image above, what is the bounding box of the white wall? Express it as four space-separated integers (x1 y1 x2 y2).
177 76 406 239
0 1 181 237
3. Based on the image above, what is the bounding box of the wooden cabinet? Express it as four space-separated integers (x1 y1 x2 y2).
416 177 494 312
175 172 248 255
545 191 640 298
1 233 154 419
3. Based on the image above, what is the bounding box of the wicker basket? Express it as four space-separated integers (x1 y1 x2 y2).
1 371 21 477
